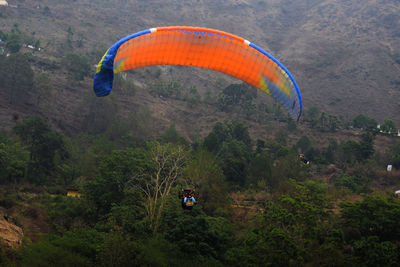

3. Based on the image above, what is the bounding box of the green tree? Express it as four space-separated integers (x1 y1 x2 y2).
54 139 83 186
218 139 250 188
305 106 320 128
203 122 229 153
5 32 21 53
13 116 68 184
322 138 339 163
84 147 150 218
243 100 257 119
186 85 201 105
326 113 340 132
296 135 311 154
0 30 6 41
341 140 360 163
247 151 273 188
333 174 369 193
388 141 400 169
352 236 398 267
380 119 398 135
217 83 256 111
184 149 230 215
33 72 53 107
46 195 92 230
0 53 34 105
79 94 119 135
97 232 146 267
0 142 29 184
63 52 90 81
225 180 337 266
66 26 73 48
271 151 309 186
203 121 251 154
18 229 104 266
79 135 115 179
352 114 377 129
230 121 252 148
163 201 233 262
159 124 188 146
358 130 375 160
274 129 288 145
287 118 297 131
340 129 376 163
150 80 182 99
225 227 300 266
107 197 147 237
265 139 289 159
340 195 400 266
123 107 153 142
340 195 400 242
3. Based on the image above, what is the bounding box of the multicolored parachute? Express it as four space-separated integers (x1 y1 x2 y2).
94 26 302 120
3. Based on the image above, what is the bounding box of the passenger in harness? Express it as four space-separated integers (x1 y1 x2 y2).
178 187 197 210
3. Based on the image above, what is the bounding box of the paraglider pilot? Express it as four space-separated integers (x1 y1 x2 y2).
299 154 310 165
179 187 196 210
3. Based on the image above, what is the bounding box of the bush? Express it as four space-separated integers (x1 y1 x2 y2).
62 53 90 81
352 114 377 129
333 174 369 193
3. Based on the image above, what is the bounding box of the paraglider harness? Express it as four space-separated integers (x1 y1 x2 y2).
178 188 197 210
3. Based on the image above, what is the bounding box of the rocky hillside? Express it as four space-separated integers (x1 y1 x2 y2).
0 0 399 138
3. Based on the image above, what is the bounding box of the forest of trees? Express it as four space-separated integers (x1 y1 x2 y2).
0 115 400 267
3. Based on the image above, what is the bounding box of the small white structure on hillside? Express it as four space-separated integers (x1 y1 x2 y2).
0 0 8 6
387 165 393 172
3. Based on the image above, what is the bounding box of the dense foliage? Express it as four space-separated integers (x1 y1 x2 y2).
0 115 399 267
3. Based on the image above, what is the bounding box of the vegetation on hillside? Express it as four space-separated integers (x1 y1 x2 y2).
0 114 399 266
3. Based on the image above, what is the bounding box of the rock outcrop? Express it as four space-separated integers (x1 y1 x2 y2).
0 211 23 249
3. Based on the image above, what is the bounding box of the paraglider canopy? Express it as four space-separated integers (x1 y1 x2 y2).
94 26 302 120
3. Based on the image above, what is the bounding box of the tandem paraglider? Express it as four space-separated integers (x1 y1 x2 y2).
93 26 303 210
178 187 197 210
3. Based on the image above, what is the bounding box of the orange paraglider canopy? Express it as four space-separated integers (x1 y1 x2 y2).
94 26 302 120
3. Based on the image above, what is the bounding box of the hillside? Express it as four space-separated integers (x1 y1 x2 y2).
0 0 399 140
2 2 400 265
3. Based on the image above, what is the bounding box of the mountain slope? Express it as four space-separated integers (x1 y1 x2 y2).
0 0 399 138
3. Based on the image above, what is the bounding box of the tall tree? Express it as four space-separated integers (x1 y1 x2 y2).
218 139 250 188
13 116 67 184
380 119 397 135
0 142 29 184
0 53 34 105
389 142 400 169
184 149 230 215
358 130 375 160
84 147 149 219
247 151 273 188
138 141 187 233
